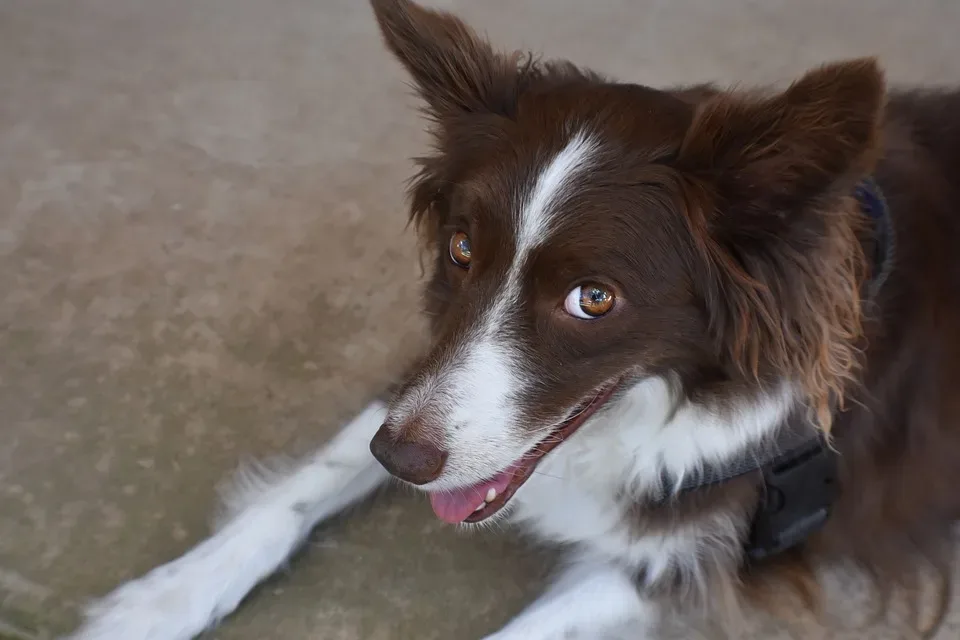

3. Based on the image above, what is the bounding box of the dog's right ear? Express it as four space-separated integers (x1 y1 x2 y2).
370 0 520 118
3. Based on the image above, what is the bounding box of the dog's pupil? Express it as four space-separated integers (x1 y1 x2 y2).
581 286 612 315
589 288 607 304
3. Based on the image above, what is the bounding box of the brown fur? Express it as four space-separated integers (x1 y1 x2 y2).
371 0 960 635
676 64 883 431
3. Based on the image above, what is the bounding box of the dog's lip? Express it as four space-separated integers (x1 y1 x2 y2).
458 378 623 524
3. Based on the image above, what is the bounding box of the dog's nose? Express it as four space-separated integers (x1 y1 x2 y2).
369 423 447 485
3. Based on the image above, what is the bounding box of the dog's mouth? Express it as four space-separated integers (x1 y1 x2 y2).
428 379 622 525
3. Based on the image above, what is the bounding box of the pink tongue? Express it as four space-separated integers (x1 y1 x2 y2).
429 469 515 524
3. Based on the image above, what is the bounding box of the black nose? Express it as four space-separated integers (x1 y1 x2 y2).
369 423 447 485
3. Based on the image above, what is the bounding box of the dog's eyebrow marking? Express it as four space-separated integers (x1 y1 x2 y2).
487 130 598 317
517 130 598 257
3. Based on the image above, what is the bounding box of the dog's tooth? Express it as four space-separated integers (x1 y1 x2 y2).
474 502 485 512
485 488 497 503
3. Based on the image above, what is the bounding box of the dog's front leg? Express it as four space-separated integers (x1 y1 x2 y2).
483 558 657 640
67 400 391 640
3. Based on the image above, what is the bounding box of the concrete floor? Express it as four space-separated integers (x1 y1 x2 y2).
2 1 960 638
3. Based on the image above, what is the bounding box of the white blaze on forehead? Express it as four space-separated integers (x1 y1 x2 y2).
515 130 599 263
492 129 600 318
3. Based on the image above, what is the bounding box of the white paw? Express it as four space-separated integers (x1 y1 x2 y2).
66 402 390 640
66 565 218 640
65 490 307 640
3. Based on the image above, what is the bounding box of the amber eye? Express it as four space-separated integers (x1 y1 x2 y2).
564 282 616 319
449 231 472 267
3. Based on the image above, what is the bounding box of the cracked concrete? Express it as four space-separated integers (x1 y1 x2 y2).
1 0 960 638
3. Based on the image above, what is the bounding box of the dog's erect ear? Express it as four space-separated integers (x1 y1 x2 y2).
370 0 519 118
678 59 886 431
679 58 885 216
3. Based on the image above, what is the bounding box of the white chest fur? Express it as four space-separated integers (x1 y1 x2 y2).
509 375 795 581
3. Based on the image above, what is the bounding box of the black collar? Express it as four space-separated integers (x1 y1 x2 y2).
661 177 894 562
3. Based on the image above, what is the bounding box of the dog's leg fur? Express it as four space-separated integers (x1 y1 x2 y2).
67 400 390 640
483 558 658 640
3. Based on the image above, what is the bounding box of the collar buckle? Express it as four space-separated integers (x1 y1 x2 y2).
744 437 839 562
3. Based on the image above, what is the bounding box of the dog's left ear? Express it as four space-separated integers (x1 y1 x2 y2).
370 0 521 119
679 58 885 217
678 59 886 430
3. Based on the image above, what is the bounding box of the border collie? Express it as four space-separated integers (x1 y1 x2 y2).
68 1 960 638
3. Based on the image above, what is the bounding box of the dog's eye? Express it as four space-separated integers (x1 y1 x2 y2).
449 231 472 267
564 283 615 319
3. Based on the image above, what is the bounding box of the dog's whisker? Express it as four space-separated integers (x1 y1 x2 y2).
529 470 566 481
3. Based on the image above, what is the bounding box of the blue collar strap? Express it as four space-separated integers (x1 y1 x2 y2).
854 176 895 299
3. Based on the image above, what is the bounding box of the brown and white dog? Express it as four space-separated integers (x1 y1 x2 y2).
69 1 960 638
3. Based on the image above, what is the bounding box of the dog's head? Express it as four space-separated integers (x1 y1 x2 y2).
366 0 884 524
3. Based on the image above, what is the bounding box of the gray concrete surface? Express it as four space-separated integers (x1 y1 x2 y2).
2 1 960 638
